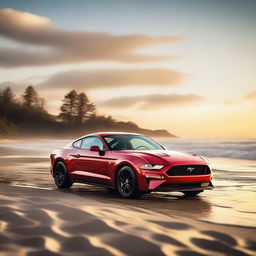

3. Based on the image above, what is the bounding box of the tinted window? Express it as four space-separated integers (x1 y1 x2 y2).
103 135 163 150
73 139 82 148
81 136 104 150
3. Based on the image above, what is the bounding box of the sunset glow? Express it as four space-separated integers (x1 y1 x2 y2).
0 0 255 139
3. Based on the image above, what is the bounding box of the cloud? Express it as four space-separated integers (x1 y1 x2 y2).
0 80 202 112
99 94 204 110
0 8 185 67
39 68 186 89
243 91 256 100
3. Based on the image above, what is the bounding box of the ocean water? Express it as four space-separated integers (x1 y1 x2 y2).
158 139 256 172
1 138 255 172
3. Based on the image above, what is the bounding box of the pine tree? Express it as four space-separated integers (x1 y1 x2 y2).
77 92 96 123
1 87 15 104
22 85 45 110
59 90 78 123
0 87 15 119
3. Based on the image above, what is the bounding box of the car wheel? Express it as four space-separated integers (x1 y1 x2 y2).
54 161 73 188
183 190 203 197
116 166 142 199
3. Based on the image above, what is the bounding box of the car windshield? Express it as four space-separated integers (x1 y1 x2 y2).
103 134 163 151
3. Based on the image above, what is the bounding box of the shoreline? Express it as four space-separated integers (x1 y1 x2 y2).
5 182 256 230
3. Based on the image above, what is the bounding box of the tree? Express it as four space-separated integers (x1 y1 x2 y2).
22 85 45 110
0 87 16 119
59 90 96 124
76 92 95 123
58 90 78 123
1 87 15 104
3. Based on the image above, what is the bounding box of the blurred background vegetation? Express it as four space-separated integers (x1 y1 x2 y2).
0 86 173 138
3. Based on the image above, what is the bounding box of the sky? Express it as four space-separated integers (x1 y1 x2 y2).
0 0 255 139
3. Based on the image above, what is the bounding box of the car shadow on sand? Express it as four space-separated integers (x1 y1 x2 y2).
59 184 213 220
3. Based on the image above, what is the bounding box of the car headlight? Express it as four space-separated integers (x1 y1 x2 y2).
139 164 165 170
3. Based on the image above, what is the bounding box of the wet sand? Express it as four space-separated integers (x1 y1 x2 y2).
0 140 256 255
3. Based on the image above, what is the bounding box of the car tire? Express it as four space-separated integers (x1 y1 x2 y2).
116 166 142 199
53 161 73 188
183 190 203 197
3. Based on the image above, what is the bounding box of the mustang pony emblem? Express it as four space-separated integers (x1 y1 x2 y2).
187 167 195 172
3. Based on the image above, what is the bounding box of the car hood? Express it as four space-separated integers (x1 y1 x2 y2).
116 150 207 165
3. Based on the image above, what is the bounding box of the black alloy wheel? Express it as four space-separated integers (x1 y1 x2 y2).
54 161 73 188
116 166 142 198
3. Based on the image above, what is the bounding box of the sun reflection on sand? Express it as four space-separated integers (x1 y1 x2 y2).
13 210 25 217
51 224 70 238
44 209 71 237
81 205 211 255
0 220 7 232
44 237 60 253
88 236 126 256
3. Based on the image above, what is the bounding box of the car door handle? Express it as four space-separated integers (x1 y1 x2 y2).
71 154 81 158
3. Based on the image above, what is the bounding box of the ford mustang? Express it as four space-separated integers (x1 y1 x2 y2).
50 132 213 198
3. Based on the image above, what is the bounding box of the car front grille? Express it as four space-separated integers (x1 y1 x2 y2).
166 165 211 176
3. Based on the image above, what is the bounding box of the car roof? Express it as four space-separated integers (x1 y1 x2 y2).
84 131 141 137
73 132 141 141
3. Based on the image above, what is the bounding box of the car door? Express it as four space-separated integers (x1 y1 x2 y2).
73 136 108 185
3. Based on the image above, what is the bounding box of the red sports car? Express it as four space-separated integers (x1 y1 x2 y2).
50 132 213 198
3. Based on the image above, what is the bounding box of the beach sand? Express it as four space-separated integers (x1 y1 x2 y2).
0 140 256 255
0 184 255 256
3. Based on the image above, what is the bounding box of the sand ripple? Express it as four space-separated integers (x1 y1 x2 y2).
0 184 255 256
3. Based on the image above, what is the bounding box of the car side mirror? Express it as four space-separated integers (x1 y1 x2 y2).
90 145 100 151
90 145 105 156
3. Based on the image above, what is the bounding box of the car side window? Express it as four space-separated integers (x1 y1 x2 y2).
129 138 156 150
81 136 104 150
73 139 82 148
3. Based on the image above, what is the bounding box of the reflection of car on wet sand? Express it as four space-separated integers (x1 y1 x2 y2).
50 132 213 198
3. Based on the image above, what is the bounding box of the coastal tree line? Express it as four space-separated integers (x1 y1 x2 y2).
0 85 103 136
0 86 171 137
0 86 96 123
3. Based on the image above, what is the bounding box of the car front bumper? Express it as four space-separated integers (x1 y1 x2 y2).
154 180 214 192
139 169 213 192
